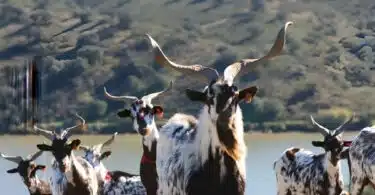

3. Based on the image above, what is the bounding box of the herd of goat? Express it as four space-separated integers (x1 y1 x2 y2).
1 21 375 195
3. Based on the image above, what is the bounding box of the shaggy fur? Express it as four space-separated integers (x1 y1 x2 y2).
157 80 250 195
274 147 346 195
274 115 352 195
80 134 146 195
348 127 375 195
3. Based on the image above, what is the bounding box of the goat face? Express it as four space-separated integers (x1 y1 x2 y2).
83 147 112 168
117 100 164 136
310 115 353 164
7 160 46 186
37 138 81 173
185 79 258 120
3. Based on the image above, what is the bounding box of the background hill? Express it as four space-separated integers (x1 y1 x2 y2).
1 0 375 134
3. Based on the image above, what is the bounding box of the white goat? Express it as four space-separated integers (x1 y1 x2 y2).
1 150 51 195
274 115 353 195
80 132 146 195
348 126 375 194
34 113 98 195
103 81 172 195
146 21 293 195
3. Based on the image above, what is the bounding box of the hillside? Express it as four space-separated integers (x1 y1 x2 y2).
1 0 375 134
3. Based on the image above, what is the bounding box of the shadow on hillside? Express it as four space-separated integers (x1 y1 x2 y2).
52 21 85 38
0 40 38 60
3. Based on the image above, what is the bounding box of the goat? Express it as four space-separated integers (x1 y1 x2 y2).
347 126 375 194
34 113 99 195
79 132 146 195
103 81 172 195
1 150 51 195
146 21 293 195
273 115 353 195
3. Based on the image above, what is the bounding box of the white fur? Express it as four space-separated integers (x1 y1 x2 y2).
49 151 98 195
349 127 375 195
157 104 246 194
274 147 345 195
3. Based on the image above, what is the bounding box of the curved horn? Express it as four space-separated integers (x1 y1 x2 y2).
27 150 44 161
146 34 219 82
33 125 55 141
94 132 118 152
333 113 355 136
104 87 139 102
141 81 173 105
61 113 85 139
102 132 118 147
310 115 330 136
0 153 23 164
223 21 293 84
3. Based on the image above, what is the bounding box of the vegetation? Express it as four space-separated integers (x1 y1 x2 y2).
1 0 375 134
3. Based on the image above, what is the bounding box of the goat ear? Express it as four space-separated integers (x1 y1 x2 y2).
238 86 258 103
340 148 349 159
311 141 325 147
36 165 46 171
152 106 164 119
37 144 52 151
70 139 81 150
6 168 18 174
117 109 132 118
343 141 352 147
100 151 112 161
185 89 206 102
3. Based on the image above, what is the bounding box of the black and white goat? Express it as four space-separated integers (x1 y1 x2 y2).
79 132 146 195
347 126 375 194
274 115 353 195
146 21 293 195
34 113 99 195
103 82 172 195
1 150 51 195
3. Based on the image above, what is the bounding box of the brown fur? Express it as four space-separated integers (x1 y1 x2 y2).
217 113 243 161
286 148 300 161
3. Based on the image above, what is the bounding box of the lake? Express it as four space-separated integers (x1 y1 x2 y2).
0 132 360 194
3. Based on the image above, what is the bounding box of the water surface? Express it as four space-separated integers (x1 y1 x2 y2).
0 133 358 194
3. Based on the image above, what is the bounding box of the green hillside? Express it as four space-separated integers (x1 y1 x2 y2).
1 0 375 134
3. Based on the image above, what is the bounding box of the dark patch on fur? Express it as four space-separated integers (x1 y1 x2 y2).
186 145 245 195
286 148 300 161
140 139 158 195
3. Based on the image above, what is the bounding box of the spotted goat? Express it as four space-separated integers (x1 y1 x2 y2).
346 125 375 195
274 115 353 195
34 113 99 195
146 21 293 195
1 150 51 195
103 81 172 195
79 132 146 195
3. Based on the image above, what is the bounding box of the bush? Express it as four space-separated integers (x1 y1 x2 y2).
243 98 286 123
76 33 100 48
77 46 103 65
116 12 132 30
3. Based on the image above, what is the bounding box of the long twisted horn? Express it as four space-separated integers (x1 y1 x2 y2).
27 150 44 162
141 81 173 105
33 125 55 141
310 115 330 136
61 113 85 139
333 113 355 136
0 153 23 164
146 34 219 82
104 87 139 101
223 21 293 84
